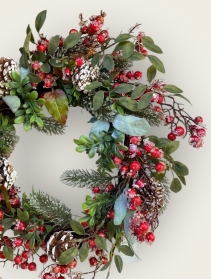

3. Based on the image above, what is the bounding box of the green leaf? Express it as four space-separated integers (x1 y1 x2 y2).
70 220 86 235
131 85 146 100
90 120 110 136
28 73 42 83
115 33 132 42
178 176 186 185
79 242 89 262
24 31 31 54
19 49 28 69
103 55 114 71
114 255 123 273
142 36 154 44
113 83 133 94
117 105 124 115
164 84 183 93
93 91 104 110
172 161 189 176
91 53 100 67
84 81 102 91
100 262 110 271
113 41 128 52
95 235 107 250
138 93 153 110
128 52 145 61
119 245 134 256
48 35 60 54
122 41 134 58
2 95 21 113
49 58 63 67
148 55 165 73
88 147 96 158
170 178 182 193
119 97 138 111
43 89 68 124
64 32 81 49
40 63 51 73
2 218 14 233
157 138 170 148
113 114 150 136
35 10 47 33
59 247 77 265
147 65 157 83
26 24 35 44
76 145 86 152
142 37 162 53
3 245 14 261
29 91 38 100
24 121 32 132
165 141 180 154
14 115 25 124
10 71 21 83
173 93 192 105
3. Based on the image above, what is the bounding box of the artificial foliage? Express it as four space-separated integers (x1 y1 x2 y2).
0 9 206 279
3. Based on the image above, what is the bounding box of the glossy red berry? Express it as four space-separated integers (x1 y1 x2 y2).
145 232 155 243
131 195 142 206
155 162 166 173
80 25 88 34
75 57 84 67
150 148 163 159
22 250 30 259
126 71 134 79
59 37 64 47
31 61 40 71
129 161 141 171
81 221 88 227
28 262 37 271
97 34 105 43
43 273 52 279
174 126 185 136
14 255 23 265
102 256 109 264
107 209 114 219
92 186 101 194
0 209 4 219
60 265 68 274
105 184 114 192
39 254 48 264
100 30 109 38
141 49 148 56
140 222 150 232
0 251 6 259
20 261 28 269
37 44 46 52
57 276 65 279
95 248 103 256
89 257 98 266
168 132 176 141
165 116 174 124
129 136 140 145
194 116 203 124
134 71 142 80
112 156 123 165
89 238 96 248
51 264 61 274
14 237 23 247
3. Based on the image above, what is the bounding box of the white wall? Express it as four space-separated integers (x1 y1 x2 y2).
1 0 211 279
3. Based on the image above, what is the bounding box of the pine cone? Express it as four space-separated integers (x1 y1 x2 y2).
0 57 19 98
71 62 100 91
0 157 17 189
47 231 77 261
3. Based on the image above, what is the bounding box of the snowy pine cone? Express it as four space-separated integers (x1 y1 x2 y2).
0 157 17 189
71 62 100 91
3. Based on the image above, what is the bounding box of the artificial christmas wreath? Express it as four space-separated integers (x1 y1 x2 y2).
0 10 206 279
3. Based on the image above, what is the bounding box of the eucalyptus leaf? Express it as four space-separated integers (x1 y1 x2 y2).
114 255 123 273
20 67 30 81
113 114 150 136
90 120 110 136
2 95 21 113
148 55 165 73
48 35 60 54
114 193 127 225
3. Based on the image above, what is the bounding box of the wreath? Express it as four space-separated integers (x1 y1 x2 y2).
0 10 206 279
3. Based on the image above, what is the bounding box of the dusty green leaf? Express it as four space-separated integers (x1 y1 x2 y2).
79 242 89 262
84 81 102 90
173 93 192 105
170 178 182 193
122 41 134 58
49 58 63 67
113 83 133 94
2 218 14 233
43 89 68 124
26 24 35 44
114 193 127 225
164 84 183 93
93 91 104 110
28 73 42 83
19 49 29 69
35 10 47 33
172 161 189 176
40 63 51 73
138 93 153 110
165 141 180 154
142 37 162 53
48 35 60 54
103 55 114 71
2 95 20 113
119 245 134 256
3 245 13 261
64 32 81 49
148 55 165 73
95 235 107 250
115 33 133 42
147 65 157 83
114 255 123 273
59 247 77 265
131 85 146 100
178 176 186 185
91 53 100 67
128 52 145 61
24 31 31 54
119 97 138 111
70 220 86 235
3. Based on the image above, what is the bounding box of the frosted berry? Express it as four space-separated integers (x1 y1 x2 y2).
100 30 109 38
196 128 206 138
39 254 48 264
51 264 61 274
140 222 150 232
44 79 53 88
157 94 164 104
112 156 123 165
95 249 103 256
89 238 96 248
67 258 77 268
14 237 23 247
75 57 84 67
195 116 203 124
105 184 114 192
165 116 174 124
168 132 176 141
97 34 105 43
129 161 141 171
131 195 142 206
133 179 145 189
10 197 20 206
126 188 137 198
28 262 37 271
43 273 52 279
120 165 129 175
80 25 88 34
102 256 109 264
107 209 114 219
174 126 185 136
145 232 155 243
20 261 28 269
0 209 4 219
89 257 98 266
92 186 101 194
14 255 23 265
69 29 78 34
134 71 142 80
31 61 40 71
126 71 134 79
129 136 140 145
155 162 166 173
60 265 68 274
150 148 163 159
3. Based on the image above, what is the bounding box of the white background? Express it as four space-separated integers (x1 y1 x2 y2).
1 0 211 278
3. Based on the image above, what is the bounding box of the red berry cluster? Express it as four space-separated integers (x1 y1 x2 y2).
31 61 56 89
113 70 143 84
134 32 148 56
41 260 78 279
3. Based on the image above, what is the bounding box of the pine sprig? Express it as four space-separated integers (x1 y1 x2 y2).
33 117 66 135
159 177 171 214
27 189 72 227
60 169 114 188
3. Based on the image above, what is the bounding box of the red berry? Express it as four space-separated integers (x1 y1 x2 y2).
150 148 163 159
88 21 101 35
157 94 164 104
112 156 123 165
14 255 23 265
67 258 77 268
10 197 20 206
0 251 6 259
89 257 98 266
141 49 148 56
80 25 88 34
28 262 37 271
105 184 114 192
22 250 30 259
134 71 142 80
57 277 65 279
129 161 141 171
20 261 28 269
154 105 162 112
97 231 106 238
75 57 84 67
60 265 68 274
126 188 137 198
174 126 185 136
196 128 206 138
195 116 203 124
143 141 155 152
100 30 109 38
145 232 155 243
92 186 101 194
126 71 134 80
89 238 96 248
95 248 103 256
31 61 40 71
39 254 48 264
140 222 150 232
38 225 46 233
37 44 46 52
133 179 145 189
168 132 176 141
107 209 114 219
81 221 88 227
51 264 61 274
165 116 174 124
44 78 53 88
37 71 46 80
97 34 105 44
131 195 142 206
129 136 140 145
59 37 64 47
120 165 129 176
69 29 78 34
43 273 52 279
155 162 166 173
102 256 108 264
16 221 27 231
14 237 23 247
0 209 4 219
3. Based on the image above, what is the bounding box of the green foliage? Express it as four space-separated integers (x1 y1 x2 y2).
33 117 66 135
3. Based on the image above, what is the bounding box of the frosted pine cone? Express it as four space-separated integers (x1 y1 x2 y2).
0 157 18 189
47 231 76 261
0 57 19 98
71 62 100 91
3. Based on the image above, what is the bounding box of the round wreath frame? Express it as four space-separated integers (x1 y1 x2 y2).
0 9 206 279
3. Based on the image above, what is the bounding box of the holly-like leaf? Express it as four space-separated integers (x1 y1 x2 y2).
119 245 134 257
114 193 127 225
147 65 157 83
170 178 182 193
48 35 60 54
95 235 107 250
43 89 68 124
113 83 133 94
3 245 13 261
165 141 180 154
115 33 133 42
70 220 86 235
119 97 138 111
2 95 21 113
103 55 114 71
93 91 104 110
138 93 153 110
114 255 123 273
113 114 150 136
164 84 183 93
64 33 81 49
172 161 189 176
131 85 146 100
148 55 165 73
79 242 89 262
122 41 134 58
35 10 47 33
59 247 78 265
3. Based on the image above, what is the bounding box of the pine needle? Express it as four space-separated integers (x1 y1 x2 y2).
33 117 66 135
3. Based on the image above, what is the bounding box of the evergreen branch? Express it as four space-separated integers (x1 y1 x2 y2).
0 130 19 158
60 169 114 188
33 117 66 135
27 190 72 227
159 177 171 214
